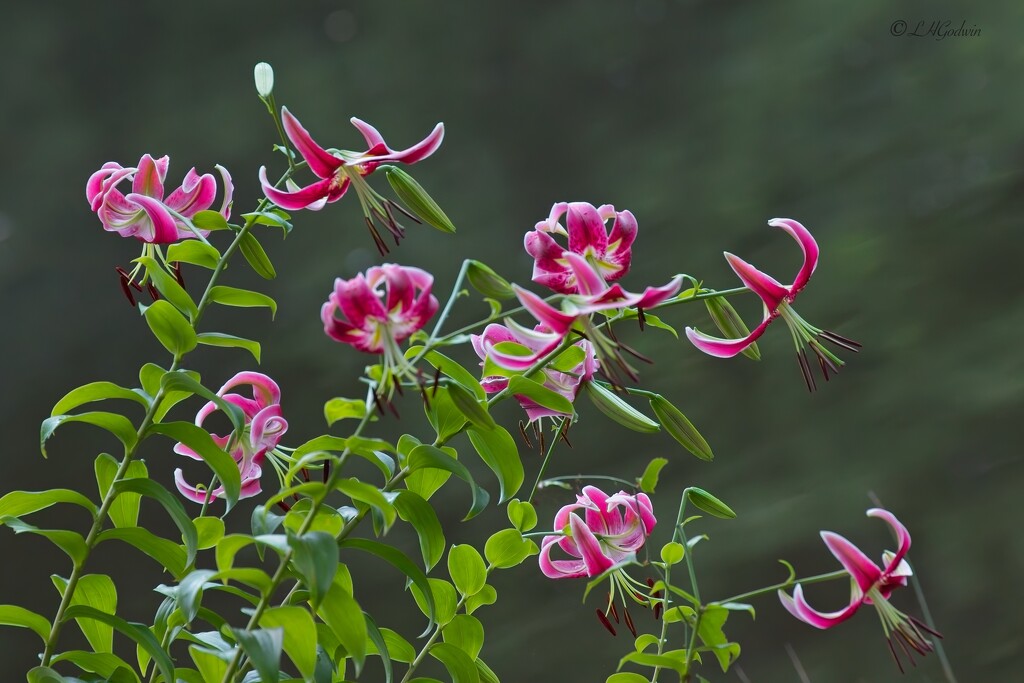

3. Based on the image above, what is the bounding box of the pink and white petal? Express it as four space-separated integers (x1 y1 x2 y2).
580 486 612 535
630 276 684 309
608 491 657 536
569 513 615 577
782 584 863 629
132 154 168 198
521 399 570 423
333 274 389 328
363 120 445 165
882 551 913 580
165 170 217 216
173 441 204 461
281 107 343 179
607 209 638 256
219 372 281 408
724 252 789 311
562 252 608 297
566 203 608 255
381 264 415 314
769 218 819 294
259 166 334 211
513 286 576 335
479 376 509 394
124 193 179 243
685 316 773 359
538 536 588 579
821 531 883 594
322 304 366 345
174 468 221 504
867 508 912 573
86 163 125 207
215 164 234 219
250 405 288 450
535 202 568 234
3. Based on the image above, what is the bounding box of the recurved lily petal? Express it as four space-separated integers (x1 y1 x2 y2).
685 317 772 359
132 154 168 198
512 285 576 335
124 193 180 243
569 513 616 576
769 218 819 293
281 107 344 179
867 507 911 573
778 584 863 629
348 118 445 168
259 166 341 211
821 531 883 594
723 252 789 311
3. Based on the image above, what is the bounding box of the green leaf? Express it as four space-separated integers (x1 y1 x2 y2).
242 208 293 235
705 295 760 361
618 650 687 677
484 529 537 569
639 457 669 494
380 628 416 663
290 435 393 483
171 569 216 624
159 371 246 434
424 387 468 442
443 615 484 660
697 605 740 671
447 383 497 431
506 499 537 532
62 605 174 683
41 412 138 458
618 308 678 338
195 517 225 550
136 256 198 319
1 517 88 566
335 478 397 531
384 166 457 233
466 426 523 503
317 579 368 672
196 333 261 363
410 578 458 626
261 606 317 681
52 574 117 653
660 542 685 565
96 527 188 578
394 490 445 571
476 659 500 683
288 531 338 609
411 349 487 400
606 674 651 683
429 642 480 683
407 445 489 520
230 627 284 683
283 500 344 537
189 645 229 683
448 544 487 597
323 397 368 426
364 613 392 683
507 376 575 416
649 395 714 461
465 260 514 300
113 478 199 567
147 422 241 510
207 285 277 319
191 210 231 232
0 489 96 520
94 453 148 529
687 487 736 519
340 538 436 634
0 604 51 642
166 240 222 269
464 584 497 615
143 300 197 355
26 667 72 683
239 231 277 279
585 383 660 433
52 381 149 417
51 651 140 683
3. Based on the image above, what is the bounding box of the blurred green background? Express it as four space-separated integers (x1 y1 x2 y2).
1 1 1021 680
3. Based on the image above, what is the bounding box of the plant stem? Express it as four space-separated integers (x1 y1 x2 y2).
716 569 848 605
907 560 957 683
526 417 566 503
649 492 690 683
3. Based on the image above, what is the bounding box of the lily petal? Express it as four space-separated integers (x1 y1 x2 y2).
569 513 615 576
769 218 819 294
513 286 576 335
821 531 883 594
259 166 335 211
567 203 609 255
724 252 789 311
867 508 912 574
779 584 862 629
685 316 772 358
124 193 179 243
281 107 343 179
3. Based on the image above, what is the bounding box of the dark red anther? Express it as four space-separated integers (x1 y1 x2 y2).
796 351 816 393
116 269 136 306
518 420 533 448
387 400 401 420
608 598 619 623
537 423 546 454
909 616 943 639
820 330 862 352
432 366 442 397
390 200 420 225
365 217 389 256
301 468 310 482
420 384 432 410
146 281 160 301
623 608 637 638
637 307 646 331
276 500 292 513
372 392 387 416
172 263 185 287
557 420 573 448
595 609 617 636
887 638 905 674
618 342 653 365
322 459 331 483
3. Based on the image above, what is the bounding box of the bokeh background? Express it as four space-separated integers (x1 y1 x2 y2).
1 1 1021 680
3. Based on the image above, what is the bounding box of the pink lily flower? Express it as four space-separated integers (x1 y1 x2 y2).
491 253 681 385
471 322 598 423
259 107 444 253
173 372 288 504
525 202 637 294
87 154 233 244
685 218 860 391
778 508 941 671
321 264 439 397
540 485 656 636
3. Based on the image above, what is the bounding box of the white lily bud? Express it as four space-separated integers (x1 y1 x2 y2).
253 62 275 98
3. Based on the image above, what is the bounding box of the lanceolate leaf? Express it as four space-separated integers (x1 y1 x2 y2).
113 478 199 567
508 376 575 416
51 650 139 683
394 490 445 570
447 383 497 431
317 580 368 673
239 231 277 279
364 613 393 683
430 642 479 683
143 299 197 355
96 527 188 578
260 606 317 681
52 574 117 653
94 453 148 529
196 333 262 363
466 427 523 503
51 381 150 417
340 538 436 634
406 445 489 520
230 627 284 683
166 240 222 269
158 371 246 435
1 517 88 567
0 604 51 643
287 531 338 609
0 489 97 520
136 255 199 319
61 606 174 683
41 412 138 458
207 285 278 319
147 422 241 510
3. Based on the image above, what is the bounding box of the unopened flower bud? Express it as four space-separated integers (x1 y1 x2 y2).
584 381 660 433
466 260 514 300
384 166 456 234
254 62 275 98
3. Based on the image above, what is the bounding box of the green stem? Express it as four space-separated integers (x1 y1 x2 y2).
650 492 690 683
526 417 566 504
538 474 638 490
716 569 848 605
907 561 957 683
198 473 219 518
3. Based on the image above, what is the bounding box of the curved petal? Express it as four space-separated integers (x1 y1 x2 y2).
513 285 576 335
124 193 179 243
281 107 343 179
580 486 612 535
259 166 334 211
215 164 234 219
769 218 819 294
867 508 912 574
535 202 568 234
566 203 608 255
685 316 772 359
724 252 789 311
164 169 217 216
350 119 445 166
821 531 883 594
538 535 588 579
779 584 862 629
562 252 607 297
174 468 218 504
218 372 281 408
250 405 288 450
132 154 168 198
569 513 614 577
86 163 124 207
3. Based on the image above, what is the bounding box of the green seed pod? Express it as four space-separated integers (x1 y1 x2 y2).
649 395 714 461
705 295 761 361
